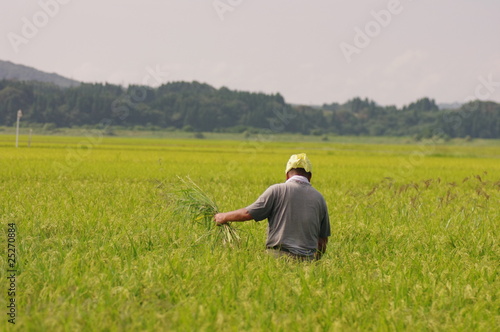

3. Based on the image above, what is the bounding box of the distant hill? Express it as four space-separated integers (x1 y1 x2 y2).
438 102 463 110
1 78 499 138
0 61 499 138
0 60 80 88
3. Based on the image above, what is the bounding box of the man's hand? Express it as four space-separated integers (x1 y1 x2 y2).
214 213 227 226
316 237 328 260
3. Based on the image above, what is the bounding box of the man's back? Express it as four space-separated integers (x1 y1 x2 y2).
246 177 330 256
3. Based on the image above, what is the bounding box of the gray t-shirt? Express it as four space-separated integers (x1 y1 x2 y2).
246 178 330 256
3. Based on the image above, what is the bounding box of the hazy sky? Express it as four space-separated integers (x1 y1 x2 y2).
1 0 500 107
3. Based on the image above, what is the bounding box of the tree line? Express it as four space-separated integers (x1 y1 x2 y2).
0 79 499 138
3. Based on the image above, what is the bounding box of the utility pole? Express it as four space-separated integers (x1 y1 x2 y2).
16 110 22 148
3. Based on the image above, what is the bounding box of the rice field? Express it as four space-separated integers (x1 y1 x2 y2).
1 134 499 331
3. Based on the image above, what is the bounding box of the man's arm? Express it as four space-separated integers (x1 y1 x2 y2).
316 237 328 259
214 208 253 225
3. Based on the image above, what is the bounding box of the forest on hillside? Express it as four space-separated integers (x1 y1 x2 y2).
0 80 499 138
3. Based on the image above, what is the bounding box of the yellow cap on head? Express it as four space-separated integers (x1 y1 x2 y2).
285 153 312 174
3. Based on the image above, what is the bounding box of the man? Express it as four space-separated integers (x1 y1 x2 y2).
215 153 330 261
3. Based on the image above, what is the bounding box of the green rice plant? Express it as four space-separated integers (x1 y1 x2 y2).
169 176 240 246
2 135 499 331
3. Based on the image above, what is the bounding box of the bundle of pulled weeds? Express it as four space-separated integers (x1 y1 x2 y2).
162 176 240 246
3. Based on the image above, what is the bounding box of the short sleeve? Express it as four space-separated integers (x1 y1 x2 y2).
245 186 276 222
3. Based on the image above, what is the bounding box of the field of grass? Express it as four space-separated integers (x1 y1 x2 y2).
1 133 499 331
